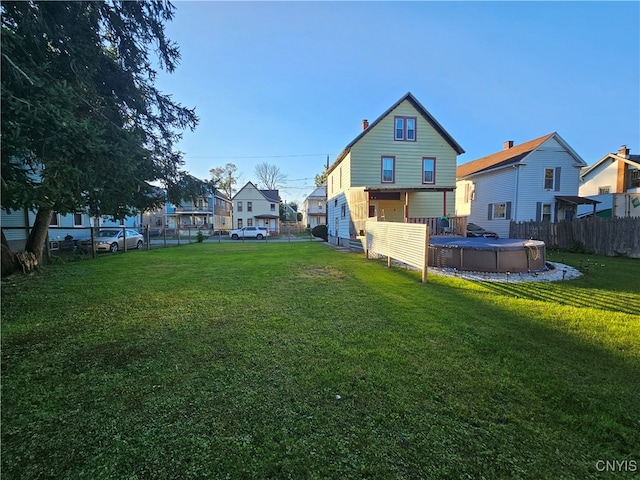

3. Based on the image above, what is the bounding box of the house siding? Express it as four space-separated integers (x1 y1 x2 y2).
1 208 140 251
515 142 581 223
327 190 351 244
350 101 458 188
460 136 585 238
326 96 462 244
455 180 474 217
465 168 516 238
302 185 326 228
232 183 279 233
580 160 622 196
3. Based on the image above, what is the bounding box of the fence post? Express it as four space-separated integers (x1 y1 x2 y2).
91 226 96 258
145 225 150 250
422 224 429 283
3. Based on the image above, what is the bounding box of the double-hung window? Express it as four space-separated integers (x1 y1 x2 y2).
493 203 507 219
394 116 417 141
422 157 436 184
544 168 555 189
544 167 561 190
74 213 84 227
247 201 252 212
237 201 243 212
488 202 512 220
381 156 395 183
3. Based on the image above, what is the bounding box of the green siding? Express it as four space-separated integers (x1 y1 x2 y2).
350 100 458 189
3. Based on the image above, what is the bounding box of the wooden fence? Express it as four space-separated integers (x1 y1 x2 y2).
509 217 640 258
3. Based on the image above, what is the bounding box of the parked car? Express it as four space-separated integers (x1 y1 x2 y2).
466 223 499 239
79 228 144 253
229 226 269 240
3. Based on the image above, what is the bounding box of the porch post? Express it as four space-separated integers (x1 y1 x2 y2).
443 191 447 217
404 192 409 223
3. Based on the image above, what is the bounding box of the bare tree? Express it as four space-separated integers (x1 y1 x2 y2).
210 163 239 199
254 162 287 190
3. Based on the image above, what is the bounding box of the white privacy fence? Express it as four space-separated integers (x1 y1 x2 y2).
365 220 430 282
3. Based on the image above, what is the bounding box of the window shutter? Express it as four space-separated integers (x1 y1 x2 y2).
536 202 542 221
488 203 493 220
506 202 512 220
554 167 561 191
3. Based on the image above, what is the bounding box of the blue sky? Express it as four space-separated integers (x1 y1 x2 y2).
156 1 640 204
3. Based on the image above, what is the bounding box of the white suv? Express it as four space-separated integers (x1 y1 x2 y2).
229 226 269 240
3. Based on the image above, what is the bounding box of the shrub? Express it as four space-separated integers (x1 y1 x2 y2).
196 230 207 243
311 224 328 241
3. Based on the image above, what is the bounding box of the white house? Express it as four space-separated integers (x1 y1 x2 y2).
326 92 465 246
456 132 593 238
301 184 326 228
578 145 640 218
232 182 280 235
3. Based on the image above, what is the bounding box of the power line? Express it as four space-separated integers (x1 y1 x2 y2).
184 153 329 159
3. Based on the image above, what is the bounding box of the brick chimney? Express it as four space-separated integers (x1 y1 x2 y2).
618 145 630 158
504 140 514 150
361 119 369 131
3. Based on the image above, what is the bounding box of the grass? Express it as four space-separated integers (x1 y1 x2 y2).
2 242 639 479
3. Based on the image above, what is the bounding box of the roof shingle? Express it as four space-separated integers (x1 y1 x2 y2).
457 132 556 178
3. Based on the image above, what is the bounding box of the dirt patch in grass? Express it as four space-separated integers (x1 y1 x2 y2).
72 341 154 370
298 266 346 279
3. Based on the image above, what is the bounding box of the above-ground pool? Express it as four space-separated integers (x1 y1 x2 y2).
428 236 546 273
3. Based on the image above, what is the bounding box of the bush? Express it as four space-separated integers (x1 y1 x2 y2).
196 230 207 243
311 224 328 241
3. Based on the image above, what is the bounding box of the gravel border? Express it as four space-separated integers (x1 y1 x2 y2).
427 261 582 283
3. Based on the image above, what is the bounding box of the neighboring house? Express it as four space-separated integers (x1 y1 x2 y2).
1 208 139 252
282 202 299 223
164 189 233 232
578 145 640 218
456 132 593 238
301 184 327 228
326 92 465 246
232 182 280 235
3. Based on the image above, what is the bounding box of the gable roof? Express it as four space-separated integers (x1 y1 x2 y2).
580 152 640 179
457 132 586 179
232 181 280 203
305 184 327 200
260 189 280 203
327 92 464 175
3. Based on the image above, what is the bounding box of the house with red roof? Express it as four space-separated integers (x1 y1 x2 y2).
456 132 594 238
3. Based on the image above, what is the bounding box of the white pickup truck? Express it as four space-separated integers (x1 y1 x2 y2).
229 226 269 240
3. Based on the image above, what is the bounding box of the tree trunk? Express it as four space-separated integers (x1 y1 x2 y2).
1 229 20 277
24 208 53 265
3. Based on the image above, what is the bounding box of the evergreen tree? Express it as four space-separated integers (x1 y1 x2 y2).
1 1 199 266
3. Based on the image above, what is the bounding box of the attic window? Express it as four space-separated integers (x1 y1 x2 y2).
394 116 417 142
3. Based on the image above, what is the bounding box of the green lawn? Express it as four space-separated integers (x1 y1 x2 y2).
2 243 638 479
